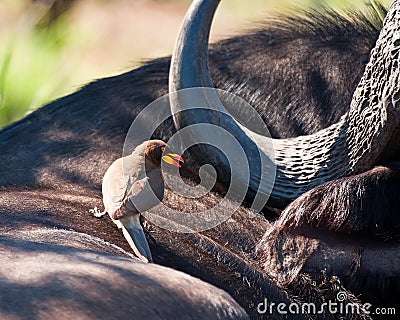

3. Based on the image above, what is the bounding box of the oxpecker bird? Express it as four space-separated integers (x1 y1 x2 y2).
93 140 184 262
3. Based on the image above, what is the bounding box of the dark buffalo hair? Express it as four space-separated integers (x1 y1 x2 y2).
0 2 398 319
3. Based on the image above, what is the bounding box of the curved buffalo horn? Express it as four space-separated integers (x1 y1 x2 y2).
169 0 400 206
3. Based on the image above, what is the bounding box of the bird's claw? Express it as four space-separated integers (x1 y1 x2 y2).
90 207 106 218
143 220 155 233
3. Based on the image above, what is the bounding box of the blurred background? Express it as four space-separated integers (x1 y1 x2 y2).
0 0 390 127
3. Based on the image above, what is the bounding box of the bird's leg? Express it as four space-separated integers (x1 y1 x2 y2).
89 207 107 218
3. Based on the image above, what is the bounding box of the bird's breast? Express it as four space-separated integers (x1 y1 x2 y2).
147 169 165 202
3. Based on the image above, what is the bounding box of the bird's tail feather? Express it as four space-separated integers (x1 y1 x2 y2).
121 219 153 263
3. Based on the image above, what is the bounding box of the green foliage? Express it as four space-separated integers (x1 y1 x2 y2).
0 2 83 128
0 0 91 128
2 29 54 125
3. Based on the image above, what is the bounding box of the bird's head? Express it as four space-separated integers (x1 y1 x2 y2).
145 140 184 169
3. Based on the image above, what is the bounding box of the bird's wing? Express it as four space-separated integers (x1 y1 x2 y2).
102 159 129 213
127 173 164 213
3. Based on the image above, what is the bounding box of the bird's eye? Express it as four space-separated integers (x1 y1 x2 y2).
161 146 165 152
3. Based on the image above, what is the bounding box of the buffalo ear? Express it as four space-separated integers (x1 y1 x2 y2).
256 163 400 285
269 163 400 239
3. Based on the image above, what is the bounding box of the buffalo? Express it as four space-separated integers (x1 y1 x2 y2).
0 0 399 319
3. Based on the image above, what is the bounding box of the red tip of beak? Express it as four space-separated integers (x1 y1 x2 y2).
162 153 184 168
173 154 184 163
